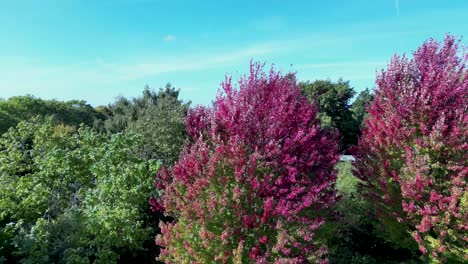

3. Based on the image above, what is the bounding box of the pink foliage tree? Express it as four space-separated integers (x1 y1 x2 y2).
353 35 467 262
151 63 340 263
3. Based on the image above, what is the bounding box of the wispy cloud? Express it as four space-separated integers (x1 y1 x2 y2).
111 43 281 81
163 35 176 41
0 30 415 104
0 30 406 96
0 42 282 92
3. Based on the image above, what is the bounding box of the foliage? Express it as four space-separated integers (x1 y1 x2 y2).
0 117 159 263
321 162 421 264
95 84 189 165
0 95 104 135
300 79 358 152
353 35 467 263
350 88 374 130
152 63 340 263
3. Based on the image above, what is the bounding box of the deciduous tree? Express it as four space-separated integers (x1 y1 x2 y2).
152 63 340 263
95 84 189 165
0 96 103 135
0 117 159 263
301 79 357 152
353 35 467 262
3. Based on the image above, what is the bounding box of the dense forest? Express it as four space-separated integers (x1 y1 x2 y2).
0 36 466 263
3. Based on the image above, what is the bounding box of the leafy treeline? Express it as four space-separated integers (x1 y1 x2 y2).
0 85 188 263
0 96 104 135
0 35 466 263
152 36 466 263
0 83 373 263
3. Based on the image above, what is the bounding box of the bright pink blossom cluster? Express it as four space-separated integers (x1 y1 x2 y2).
353 35 467 261
151 63 340 263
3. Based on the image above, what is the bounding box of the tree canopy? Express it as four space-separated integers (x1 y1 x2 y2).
301 79 358 152
0 117 159 263
354 35 467 263
0 95 104 135
153 63 340 263
95 84 189 165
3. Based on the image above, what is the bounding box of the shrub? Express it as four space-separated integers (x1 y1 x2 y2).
353 35 467 262
151 63 340 263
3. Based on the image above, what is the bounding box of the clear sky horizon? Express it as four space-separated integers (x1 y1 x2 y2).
1 0 467 106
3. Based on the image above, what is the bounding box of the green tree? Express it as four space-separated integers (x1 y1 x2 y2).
95 84 189 165
0 117 159 263
0 95 104 135
300 79 357 152
350 88 374 130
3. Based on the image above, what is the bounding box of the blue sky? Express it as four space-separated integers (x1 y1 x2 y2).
1 0 467 106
